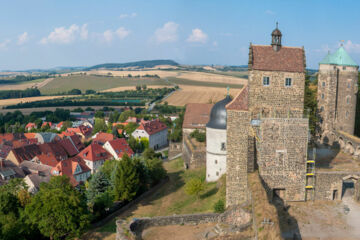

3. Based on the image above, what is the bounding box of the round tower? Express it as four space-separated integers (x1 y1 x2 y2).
317 46 358 139
206 95 232 182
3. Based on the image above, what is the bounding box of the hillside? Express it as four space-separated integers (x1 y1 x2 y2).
87 60 179 70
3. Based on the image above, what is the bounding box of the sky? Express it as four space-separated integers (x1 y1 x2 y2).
1 0 360 70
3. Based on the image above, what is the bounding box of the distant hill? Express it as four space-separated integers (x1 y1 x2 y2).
87 60 179 70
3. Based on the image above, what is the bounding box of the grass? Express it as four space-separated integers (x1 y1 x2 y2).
167 77 243 89
40 75 170 95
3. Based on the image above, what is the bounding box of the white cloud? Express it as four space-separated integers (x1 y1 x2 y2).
342 40 360 53
212 41 218 47
17 32 29 45
40 24 88 44
103 27 130 43
154 22 179 43
80 24 88 40
115 27 130 39
119 12 137 19
103 30 113 43
0 39 10 50
187 28 208 44
265 10 276 15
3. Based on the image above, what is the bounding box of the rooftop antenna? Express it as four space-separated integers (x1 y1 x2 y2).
226 86 230 96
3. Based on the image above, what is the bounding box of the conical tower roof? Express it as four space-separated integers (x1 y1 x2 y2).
320 46 358 67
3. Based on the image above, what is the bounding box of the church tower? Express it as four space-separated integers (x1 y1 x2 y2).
317 46 358 138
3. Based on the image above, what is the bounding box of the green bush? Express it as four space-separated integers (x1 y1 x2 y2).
213 199 225 213
190 129 206 142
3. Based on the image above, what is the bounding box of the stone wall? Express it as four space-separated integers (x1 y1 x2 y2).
168 141 182 159
182 135 206 169
315 172 360 200
247 136 256 173
248 70 305 119
317 64 358 137
226 110 249 207
258 118 308 201
119 205 252 240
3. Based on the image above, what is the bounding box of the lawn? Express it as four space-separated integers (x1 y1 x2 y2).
85 158 226 239
40 75 170 95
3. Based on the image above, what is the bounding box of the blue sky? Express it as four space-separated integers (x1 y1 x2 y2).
0 0 360 70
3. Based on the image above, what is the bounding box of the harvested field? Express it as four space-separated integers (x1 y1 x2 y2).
40 75 170 94
163 85 244 106
0 78 54 90
0 95 70 107
0 106 120 114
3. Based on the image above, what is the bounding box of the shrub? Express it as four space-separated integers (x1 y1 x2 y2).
213 199 225 213
185 177 204 198
190 129 206 142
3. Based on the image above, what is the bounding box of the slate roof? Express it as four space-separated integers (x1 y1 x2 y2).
249 45 305 73
226 86 249 111
182 103 213 129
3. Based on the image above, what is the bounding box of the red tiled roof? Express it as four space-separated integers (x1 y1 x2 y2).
250 45 305 73
0 133 25 143
68 135 85 152
25 123 36 129
10 144 42 164
117 129 123 135
78 143 111 162
226 86 249 111
24 133 37 139
39 142 68 162
51 156 90 186
138 119 167 136
66 125 92 137
107 138 134 158
112 122 128 127
93 132 114 144
182 103 213 129
58 139 78 157
36 153 60 168
41 122 52 127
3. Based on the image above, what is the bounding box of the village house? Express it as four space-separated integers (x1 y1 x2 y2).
132 119 168 150
51 156 91 187
66 125 93 140
25 122 37 131
103 138 134 160
92 132 115 145
20 161 52 193
0 159 25 186
34 132 60 144
78 143 112 173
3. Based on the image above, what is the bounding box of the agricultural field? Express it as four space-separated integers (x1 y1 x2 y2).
163 85 243 106
0 95 70 108
39 75 170 95
0 77 54 91
84 158 226 240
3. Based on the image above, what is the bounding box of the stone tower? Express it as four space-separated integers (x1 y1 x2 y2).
317 46 359 137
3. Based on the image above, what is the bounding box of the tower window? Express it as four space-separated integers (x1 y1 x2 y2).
347 96 351 104
321 94 325 99
346 111 349 118
322 82 326 87
215 160 218 164
285 78 292 87
263 76 270 86
348 82 351 88
320 106 324 112
216 171 219 176
221 142 226 151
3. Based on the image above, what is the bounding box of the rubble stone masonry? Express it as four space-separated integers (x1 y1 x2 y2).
258 118 308 201
249 70 305 119
226 109 249 207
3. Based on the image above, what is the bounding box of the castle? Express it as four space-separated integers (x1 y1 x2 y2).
204 25 360 207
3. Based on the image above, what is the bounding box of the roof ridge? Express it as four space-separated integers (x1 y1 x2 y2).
251 44 303 49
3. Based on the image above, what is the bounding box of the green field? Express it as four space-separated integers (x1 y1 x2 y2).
40 75 170 95
167 77 243 89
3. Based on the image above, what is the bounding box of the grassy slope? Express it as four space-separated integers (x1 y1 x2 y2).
93 158 225 235
40 75 170 95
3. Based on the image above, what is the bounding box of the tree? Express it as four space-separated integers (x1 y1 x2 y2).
118 110 135 122
140 137 149 149
86 171 111 204
213 199 225 213
142 84 147 90
113 154 140 202
93 118 107 134
85 89 96 94
185 177 204 198
144 157 167 186
101 160 118 184
68 88 82 95
136 85 141 91
24 176 90 240
94 111 105 118
304 74 318 137
123 122 138 135
0 191 24 240
60 120 72 132
170 128 182 142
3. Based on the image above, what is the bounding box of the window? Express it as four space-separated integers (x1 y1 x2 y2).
285 78 292 87
221 142 226 151
216 171 219 176
215 160 218 164
346 111 349 118
348 82 351 89
347 96 351 104
321 93 324 99
320 106 324 112
322 82 326 87
263 76 270 86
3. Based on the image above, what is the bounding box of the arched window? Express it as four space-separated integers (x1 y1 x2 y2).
347 96 351 104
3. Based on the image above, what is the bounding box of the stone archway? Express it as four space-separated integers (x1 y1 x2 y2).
342 175 360 199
